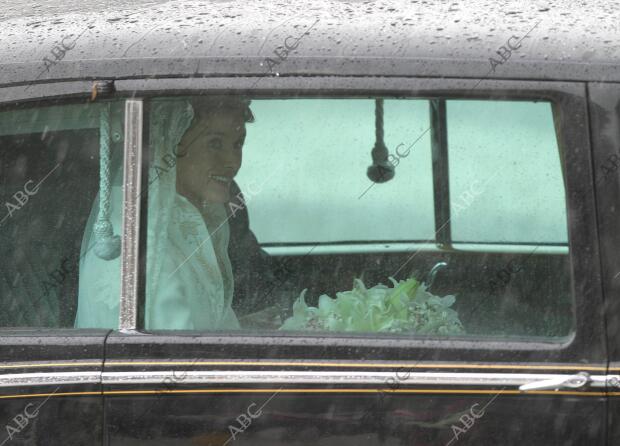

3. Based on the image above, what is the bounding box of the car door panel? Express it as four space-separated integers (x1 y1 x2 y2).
102 77 606 446
103 335 607 445
0 330 107 446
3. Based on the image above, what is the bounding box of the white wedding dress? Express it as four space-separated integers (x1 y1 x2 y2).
74 98 239 330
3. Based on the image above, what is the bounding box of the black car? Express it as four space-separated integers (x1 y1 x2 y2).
1 1 619 445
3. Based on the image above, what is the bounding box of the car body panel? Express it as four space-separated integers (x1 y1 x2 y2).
0 0 619 86
0 330 107 445
588 82 620 445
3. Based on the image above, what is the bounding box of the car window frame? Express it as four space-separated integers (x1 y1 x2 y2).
0 82 133 333
113 75 605 365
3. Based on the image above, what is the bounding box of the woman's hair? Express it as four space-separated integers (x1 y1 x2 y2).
188 96 255 124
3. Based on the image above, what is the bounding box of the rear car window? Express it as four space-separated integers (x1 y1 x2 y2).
0 100 124 328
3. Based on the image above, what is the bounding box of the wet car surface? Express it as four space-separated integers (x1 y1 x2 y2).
0 1 619 445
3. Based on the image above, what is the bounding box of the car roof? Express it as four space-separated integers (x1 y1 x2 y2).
1 0 619 88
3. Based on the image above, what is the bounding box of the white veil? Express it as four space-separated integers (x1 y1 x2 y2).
75 98 239 330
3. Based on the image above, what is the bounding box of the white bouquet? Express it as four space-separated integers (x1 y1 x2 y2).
279 277 465 335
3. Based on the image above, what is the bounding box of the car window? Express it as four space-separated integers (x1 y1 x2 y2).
448 100 568 244
131 95 573 340
236 99 435 244
0 100 125 328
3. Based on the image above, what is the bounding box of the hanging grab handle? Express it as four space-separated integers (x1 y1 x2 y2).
93 103 121 260
366 98 395 183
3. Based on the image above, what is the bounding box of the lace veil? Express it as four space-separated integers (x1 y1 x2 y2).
74 98 238 330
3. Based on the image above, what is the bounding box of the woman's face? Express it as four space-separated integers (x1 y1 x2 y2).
176 108 246 204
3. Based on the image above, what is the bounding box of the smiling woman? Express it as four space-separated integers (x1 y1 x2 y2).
75 96 258 330
176 97 252 205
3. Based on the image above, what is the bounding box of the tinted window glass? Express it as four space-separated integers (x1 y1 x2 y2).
139 95 573 340
0 101 125 328
237 99 435 244
448 100 568 244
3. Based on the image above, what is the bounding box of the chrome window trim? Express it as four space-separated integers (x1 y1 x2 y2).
262 243 569 257
119 99 143 331
0 371 100 387
99 370 612 388
0 370 616 390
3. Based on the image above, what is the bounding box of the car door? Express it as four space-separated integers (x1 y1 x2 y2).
588 82 620 445
0 82 127 445
101 76 607 445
